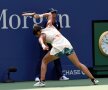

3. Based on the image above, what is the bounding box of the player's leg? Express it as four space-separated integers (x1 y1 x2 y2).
40 51 59 81
67 52 99 84
35 45 46 82
34 51 59 87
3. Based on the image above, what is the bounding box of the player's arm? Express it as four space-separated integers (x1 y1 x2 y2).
34 12 53 26
22 12 36 16
39 33 49 50
33 13 51 19
22 12 53 26
22 12 51 18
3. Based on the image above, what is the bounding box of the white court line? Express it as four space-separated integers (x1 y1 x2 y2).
15 85 108 90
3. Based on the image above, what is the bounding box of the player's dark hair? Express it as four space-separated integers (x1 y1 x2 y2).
33 25 42 35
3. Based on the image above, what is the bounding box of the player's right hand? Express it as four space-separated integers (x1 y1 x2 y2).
42 44 49 50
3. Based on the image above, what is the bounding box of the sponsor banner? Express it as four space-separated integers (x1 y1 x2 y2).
0 0 99 81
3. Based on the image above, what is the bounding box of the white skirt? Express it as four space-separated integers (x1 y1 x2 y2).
50 36 74 56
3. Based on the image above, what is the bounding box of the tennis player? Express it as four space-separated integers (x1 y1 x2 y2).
22 11 99 87
34 8 69 81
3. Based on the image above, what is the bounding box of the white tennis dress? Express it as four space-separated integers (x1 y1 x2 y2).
41 26 74 56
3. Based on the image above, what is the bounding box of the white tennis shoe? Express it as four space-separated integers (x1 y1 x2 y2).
33 81 45 87
91 79 99 85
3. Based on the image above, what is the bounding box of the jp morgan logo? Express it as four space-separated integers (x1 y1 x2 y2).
0 9 71 30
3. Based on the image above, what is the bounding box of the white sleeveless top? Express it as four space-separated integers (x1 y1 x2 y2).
41 26 73 55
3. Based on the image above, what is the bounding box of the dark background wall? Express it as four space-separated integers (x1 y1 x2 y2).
0 0 108 81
